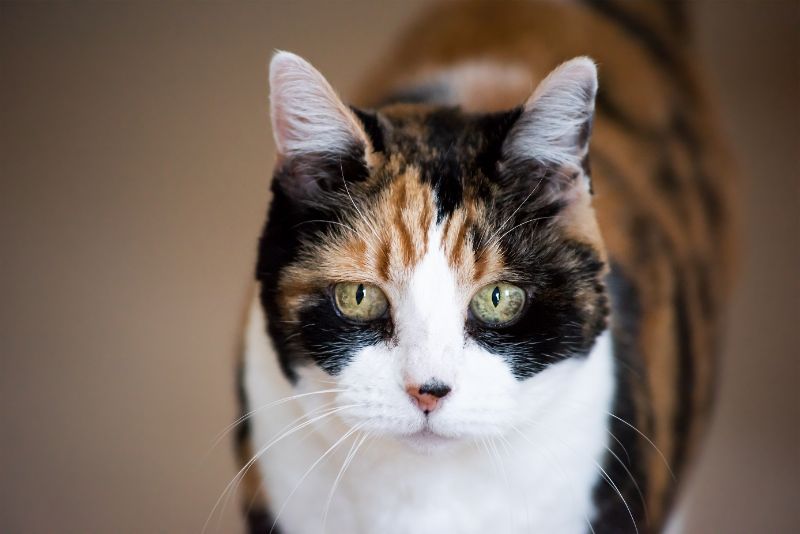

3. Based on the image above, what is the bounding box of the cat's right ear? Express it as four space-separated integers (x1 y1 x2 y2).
501 57 597 193
269 51 376 202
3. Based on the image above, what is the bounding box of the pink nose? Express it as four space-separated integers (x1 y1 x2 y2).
406 380 452 414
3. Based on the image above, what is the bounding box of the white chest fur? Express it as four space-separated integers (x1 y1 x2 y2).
243 300 616 534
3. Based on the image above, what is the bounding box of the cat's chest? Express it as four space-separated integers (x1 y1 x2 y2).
256 423 604 534
348 445 596 534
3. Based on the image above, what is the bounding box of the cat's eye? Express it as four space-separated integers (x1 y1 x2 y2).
333 282 389 322
470 282 526 327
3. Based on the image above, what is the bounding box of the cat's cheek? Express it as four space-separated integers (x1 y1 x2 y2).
334 345 426 436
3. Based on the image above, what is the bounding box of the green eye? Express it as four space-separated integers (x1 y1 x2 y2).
470 282 526 326
333 282 388 322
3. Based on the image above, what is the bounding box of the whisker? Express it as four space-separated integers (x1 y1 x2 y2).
490 215 557 246
203 404 359 534
322 430 370 532
488 436 510 488
269 421 367 534
605 411 675 480
488 436 515 526
208 388 346 452
606 429 632 466
339 158 382 243
513 416 638 534
604 444 649 524
306 377 340 386
219 403 360 531
208 400 346 531
478 436 496 477
484 177 546 246
473 165 576 264
592 457 639 534
293 219 358 234
212 404 350 533
495 433 533 527
510 423 596 534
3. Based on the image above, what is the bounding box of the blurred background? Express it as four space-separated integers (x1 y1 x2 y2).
1 1 797 532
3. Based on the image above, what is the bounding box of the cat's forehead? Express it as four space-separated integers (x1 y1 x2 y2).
361 104 521 224
374 104 521 166
277 168 506 320
377 104 470 139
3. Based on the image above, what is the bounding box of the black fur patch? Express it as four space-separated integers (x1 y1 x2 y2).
256 185 370 380
385 107 523 221
234 355 251 449
417 109 465 220
468 239 607 380
246 508 280 534
669 270 694 480
296 294 392 375
350 107 385 153
590 263 650 533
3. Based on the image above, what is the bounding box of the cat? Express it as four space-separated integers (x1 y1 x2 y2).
232 1 735 533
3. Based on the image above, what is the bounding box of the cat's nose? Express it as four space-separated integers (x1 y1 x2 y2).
406 379 452 414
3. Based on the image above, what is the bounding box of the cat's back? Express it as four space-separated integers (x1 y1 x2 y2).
355 0 736 526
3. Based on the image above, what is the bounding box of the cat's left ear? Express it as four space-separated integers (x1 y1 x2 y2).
503 57 598 183
269 51 377 201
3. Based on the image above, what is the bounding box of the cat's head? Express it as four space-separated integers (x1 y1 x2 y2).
257 52 608 453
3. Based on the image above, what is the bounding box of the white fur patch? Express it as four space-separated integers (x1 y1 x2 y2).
242 221 616 533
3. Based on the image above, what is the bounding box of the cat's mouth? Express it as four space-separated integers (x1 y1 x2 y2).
400 427 457 453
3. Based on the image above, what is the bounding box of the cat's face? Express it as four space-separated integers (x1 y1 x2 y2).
257 52 608 452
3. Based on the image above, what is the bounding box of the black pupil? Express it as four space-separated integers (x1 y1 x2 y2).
355 284 365 305
491 286 501 307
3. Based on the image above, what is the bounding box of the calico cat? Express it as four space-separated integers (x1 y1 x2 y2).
233 1 735 533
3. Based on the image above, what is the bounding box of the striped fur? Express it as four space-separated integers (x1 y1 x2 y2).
236 1 736 532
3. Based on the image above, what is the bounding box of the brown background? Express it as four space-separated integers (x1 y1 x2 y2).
1 1 797 532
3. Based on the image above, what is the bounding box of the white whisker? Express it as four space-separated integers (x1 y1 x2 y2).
203 403 359 534
510 424 596 534
605 444 648 523
293 219 358 235
605 411 675 480
269 422 367 534
490 215 557 246
208 388 345 452
484 177 545 245
322 431 370 532
339 159 382 243
592 457 638 534
515 414 639 534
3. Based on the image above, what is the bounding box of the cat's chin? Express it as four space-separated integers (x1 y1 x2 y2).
399 429 460 455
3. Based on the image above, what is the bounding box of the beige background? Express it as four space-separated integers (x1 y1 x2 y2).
1 1 797 532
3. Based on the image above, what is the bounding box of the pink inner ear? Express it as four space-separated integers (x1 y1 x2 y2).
269 51 369 158
503 57 598 171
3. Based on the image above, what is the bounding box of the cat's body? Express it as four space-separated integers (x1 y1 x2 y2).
234 2 735 533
